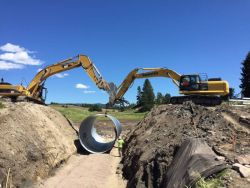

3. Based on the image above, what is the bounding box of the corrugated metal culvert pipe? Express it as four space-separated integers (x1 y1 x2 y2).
79 114 122 153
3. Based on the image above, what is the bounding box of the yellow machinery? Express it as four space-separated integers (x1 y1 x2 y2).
108 68 229 106
0 57 229 106
0 54 111 103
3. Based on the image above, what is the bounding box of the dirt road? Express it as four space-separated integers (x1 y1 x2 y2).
35 147 127 188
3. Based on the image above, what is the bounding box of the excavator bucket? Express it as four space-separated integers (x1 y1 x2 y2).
106 82 118 105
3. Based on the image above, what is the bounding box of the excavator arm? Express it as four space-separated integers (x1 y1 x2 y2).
27 55 110 97
0 54 111 103
109 68 181 105
29 54 111 101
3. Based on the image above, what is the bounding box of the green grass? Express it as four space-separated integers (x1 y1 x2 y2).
50 105 147 122
195 170 229 188
0 102 4 109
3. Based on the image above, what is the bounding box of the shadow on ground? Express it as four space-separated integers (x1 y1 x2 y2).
74 139 90 155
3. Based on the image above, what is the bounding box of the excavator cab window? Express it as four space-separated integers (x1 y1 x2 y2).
180 75 202 91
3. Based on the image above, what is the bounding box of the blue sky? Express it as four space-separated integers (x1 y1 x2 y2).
0 0 249 104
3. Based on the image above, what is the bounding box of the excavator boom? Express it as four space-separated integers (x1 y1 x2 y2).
109 68 181 105
0 54 111 103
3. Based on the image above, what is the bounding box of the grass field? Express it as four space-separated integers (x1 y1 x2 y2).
51 105 147 122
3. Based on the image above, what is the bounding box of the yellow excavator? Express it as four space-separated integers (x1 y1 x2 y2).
108 68 229 106
0 56 229 106
0 54 111 103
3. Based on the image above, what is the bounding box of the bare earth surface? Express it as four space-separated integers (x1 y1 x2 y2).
0 102 77 187
35 147 127 188
2 100 249 188
122 103 250 188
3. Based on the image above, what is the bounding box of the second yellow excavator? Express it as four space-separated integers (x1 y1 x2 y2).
0 54 111 103
108 68 229 106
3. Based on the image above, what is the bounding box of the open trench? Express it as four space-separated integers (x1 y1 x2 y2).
34 117 136 188
1 101 249 188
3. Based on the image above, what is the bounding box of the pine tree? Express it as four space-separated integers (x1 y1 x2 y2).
140 79 155 112
155 92 164 104
240 52 250 97
163 93 171 104
229 88 235 99
136 86 142 106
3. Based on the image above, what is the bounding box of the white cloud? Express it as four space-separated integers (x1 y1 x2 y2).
76 83 89 89
0 43 25 52
0 43 43 70
83 90 96 94
76 83 95 93
37 68 43 72
54 73 69 78
0 61 24 70
0 51 42 65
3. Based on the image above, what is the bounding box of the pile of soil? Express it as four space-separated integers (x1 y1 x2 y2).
221 104 250 129
121 102 250 187
0 102 77 187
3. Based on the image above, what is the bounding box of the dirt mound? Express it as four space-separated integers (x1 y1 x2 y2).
0 102 77 187
121 102 250 188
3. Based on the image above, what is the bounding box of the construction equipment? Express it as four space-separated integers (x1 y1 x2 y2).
0 54 111 103
108 68 229 106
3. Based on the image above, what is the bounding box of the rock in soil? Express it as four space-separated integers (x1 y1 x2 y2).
232 163 250 178
164 138 227 188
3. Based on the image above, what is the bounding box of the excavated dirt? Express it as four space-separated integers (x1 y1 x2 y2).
122 102 250 188
0 102 77 187
221 104 250 130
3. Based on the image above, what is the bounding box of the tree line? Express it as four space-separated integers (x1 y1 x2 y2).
136 79 171 112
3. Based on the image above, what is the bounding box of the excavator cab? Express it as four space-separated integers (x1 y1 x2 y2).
179 74 208 91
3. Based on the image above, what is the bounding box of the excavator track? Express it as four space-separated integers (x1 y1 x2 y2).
170 95 222 106
16 96 45 104
0 96 45 104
